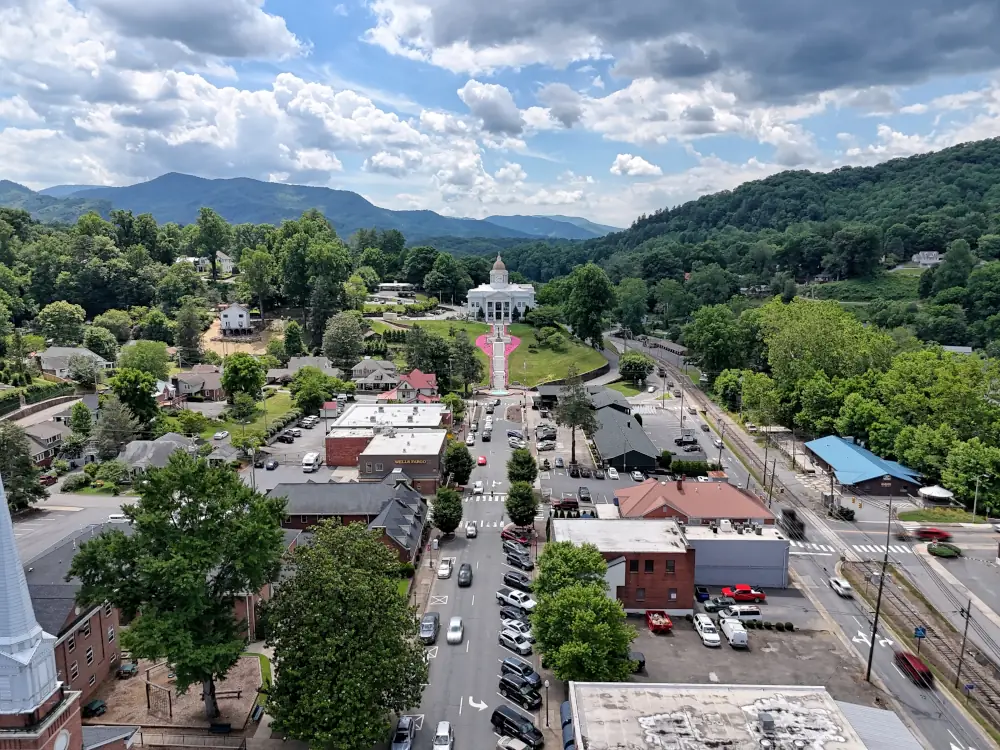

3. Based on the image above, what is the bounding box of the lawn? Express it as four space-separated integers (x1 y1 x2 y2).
246 652 272 705
810 273 920 302
607 380 642 397
397 579 411 597
507 324 608 386
897 507 983 523
200 392 295 438
370 319 406 334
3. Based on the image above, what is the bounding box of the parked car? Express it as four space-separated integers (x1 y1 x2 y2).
501 655 543 688
499 673 542 709
290 427 302 437
83 699 107 718
465 521 478 538
568 465 580 478
720 618 749 649
39 473 57 486
465 433 476 446
391 716 416 750
276 432 294 444
503 539 529 556
503 570 533 592
446 617 464 645
693 613 722 647
502 618 534 642
432 721 455 750
829 577 853 597
594 468 605 479
497 739 530 750
457 563 473 587
499 628 533 655
683 444 702 453
499 606 528 625
580 466 591 478
253 454 266 468
578 486 592 502
491 706 543 749
607 467 619 480
536 441 555 451
419 612 440 644
630 470 644 481
265 458 279 470
437 559 454 579
717 605 763 624
703 596 736 613
555 457 565 468
507 552 534 571
496 588 537 612
501 525 533 544
722 584 767 603
213 430 229 440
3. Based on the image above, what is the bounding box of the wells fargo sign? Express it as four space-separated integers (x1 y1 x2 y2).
397 459 428 464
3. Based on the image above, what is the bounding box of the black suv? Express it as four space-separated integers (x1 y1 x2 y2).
568 464 580 477
499 673 542 710
276 432 294 444
457 563 473 587
500 605 528 624
501 655 542 689
507 551 534 571
578 486 592 502
503 570 532 592
419 612 440 644
490 706 544 748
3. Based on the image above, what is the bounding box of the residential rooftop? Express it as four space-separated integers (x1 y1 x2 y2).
333 403 448 429
361 430 447 456
569 683 870 750
615 478 774 522
551 519 688 553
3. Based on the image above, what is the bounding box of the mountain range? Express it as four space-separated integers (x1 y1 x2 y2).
0 173 619 241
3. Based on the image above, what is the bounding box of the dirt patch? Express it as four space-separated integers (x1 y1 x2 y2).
88 656 262 730
201 320 281 357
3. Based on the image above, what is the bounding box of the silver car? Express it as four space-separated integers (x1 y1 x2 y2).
499 628 532 655
446 616 464 644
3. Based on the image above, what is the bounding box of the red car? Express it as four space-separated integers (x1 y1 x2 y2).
39 474 57 487
501 525 533 544
722 584 767 603
915 527 952 542
477 455 487 466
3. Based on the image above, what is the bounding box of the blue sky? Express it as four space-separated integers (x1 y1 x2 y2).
1 0 1000 227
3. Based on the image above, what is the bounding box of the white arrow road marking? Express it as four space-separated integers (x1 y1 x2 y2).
878 636 894 647
852 631 871 646
425 647 438 659
469 696 488 711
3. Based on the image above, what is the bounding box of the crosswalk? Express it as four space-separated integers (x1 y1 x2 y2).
788 540 912 555
633 404 657 415
465 493 507 503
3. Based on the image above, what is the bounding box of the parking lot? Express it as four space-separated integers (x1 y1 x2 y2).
241 421 335 492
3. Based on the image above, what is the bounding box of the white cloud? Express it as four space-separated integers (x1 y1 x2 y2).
495 162 526 183
457 79 524 135
610 153 662 176
592 76 604 90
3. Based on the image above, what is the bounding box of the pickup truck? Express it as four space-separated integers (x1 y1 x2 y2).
674 435 699 446
496 587 537 612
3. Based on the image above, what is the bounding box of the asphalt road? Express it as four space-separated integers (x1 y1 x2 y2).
408 395 546 750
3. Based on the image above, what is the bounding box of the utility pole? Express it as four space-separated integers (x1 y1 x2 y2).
717 422 726 466
866 494 892 682
955 598 973 688
766 459 777 508
972 475 985 523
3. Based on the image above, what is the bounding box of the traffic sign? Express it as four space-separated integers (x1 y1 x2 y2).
914 626 926 639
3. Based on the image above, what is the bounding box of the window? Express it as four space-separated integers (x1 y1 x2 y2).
85 647 94 665
81 623 91 639
67 636 76 653
365 462 373 473
666 560 676 574
375 463 384 472
103 603 113 617
644 559 654 573
669 588 678 601
88 675 96 687
628 559 639 573
635 588 646 602
69 662 79 681
108 626 116 643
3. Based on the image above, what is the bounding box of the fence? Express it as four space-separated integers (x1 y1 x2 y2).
134 732 246 749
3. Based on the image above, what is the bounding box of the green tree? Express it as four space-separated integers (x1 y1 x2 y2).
504 481 538 527
441 393 465 422
138 309 175 344
554 368 599 464
265 521 426 747
356 265 380 291
110 368 159 425
685 263 735 305
289 367 334 415
533 541 608 600
404 246 439 287
0 422 46 511
96 459 130 488
68 452 285 719
343 274 369 310
564 263 615 347
83 325 120 362
443 440 474 485
196 206 233 282
653 278 697 326
941 437 1000 516
615 277 648 334
431 486 463 534
37 300 86 345
451 330 484 395
230 392 259 423
176 409 212 436
283 320 305 358
507 448 538 484
404 327 452 385
682 305 742 375
322 311 365 370
423 253 471 302
221 352 265 401
93 395 140 460
932 238 976 293
118 340 171 381
239 247 277 325
93 309 134 343
532 583 636 683
174 302 203 365
618 351 655 383
307 275 343 348
68 354 102 389
69 401 93 437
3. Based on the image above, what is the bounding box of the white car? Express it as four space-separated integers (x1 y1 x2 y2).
473 480 484 495
694 613 722 647
630 471 644 481
607 467 619 480
501 618 534 642
446 617 464 644
993 523 1000 533
499 628 533 655
437 559 453 579
497 738 530 750
465 521 478 538
432 720 455 750
212 430 229 440
465 433 476 446
290 427 302 437
829 577 853 597
647 385 656 393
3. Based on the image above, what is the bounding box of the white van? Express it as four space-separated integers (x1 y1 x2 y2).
302 452 322 473
720 618 749 648
717 605 763 624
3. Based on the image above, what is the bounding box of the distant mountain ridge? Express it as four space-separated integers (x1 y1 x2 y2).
542 215 621 235
0 180 112 224
39 184 104 197
483 214 607 239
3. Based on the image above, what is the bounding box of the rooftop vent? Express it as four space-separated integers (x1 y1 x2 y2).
755 526 763 536
758 712 775 733
719 519 732 533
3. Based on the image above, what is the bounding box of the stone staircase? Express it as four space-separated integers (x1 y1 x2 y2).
491 323 507 393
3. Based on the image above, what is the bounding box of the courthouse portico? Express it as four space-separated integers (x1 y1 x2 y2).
466 255 535 322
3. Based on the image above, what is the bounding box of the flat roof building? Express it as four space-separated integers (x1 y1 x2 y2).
568 682 902 750
359 430 448 494
331 403 449 430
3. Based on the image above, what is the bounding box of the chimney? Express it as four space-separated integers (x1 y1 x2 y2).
676 478 682 492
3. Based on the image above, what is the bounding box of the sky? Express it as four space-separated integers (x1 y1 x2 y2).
2 1 1000 227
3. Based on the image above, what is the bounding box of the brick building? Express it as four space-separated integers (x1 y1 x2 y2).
552 519 696 615
358 431 447 494
325 427 375 467
615 478 775 526
324 403 452 469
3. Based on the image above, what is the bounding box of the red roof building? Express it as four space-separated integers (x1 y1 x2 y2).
377 369 439 404
615 478 775 526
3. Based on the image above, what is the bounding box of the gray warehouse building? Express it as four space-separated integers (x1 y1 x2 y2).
685 522 790 588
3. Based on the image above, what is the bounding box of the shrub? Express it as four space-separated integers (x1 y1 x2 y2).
61 474 91 491
399 562 415 579
51 459 70 476
785 622 794 632
763 621 773 629
776 622 785 631
83 462 100 479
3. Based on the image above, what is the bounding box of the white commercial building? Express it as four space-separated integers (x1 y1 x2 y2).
331 403 449 431
466 255 535 323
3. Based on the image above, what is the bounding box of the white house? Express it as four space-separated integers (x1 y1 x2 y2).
466 255 535 323
174 252 234 275
219 303 253 335
911 251 942 267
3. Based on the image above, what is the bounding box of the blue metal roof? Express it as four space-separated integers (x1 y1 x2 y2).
804 436 921 486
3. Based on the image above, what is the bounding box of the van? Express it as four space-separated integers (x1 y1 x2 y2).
107 513 128 523
717 605 763 624
302 452 322 473
894 650 933 687
490 706 543 748
720 618 749 648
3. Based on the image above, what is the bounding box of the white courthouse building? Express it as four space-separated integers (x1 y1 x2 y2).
466 255 535 322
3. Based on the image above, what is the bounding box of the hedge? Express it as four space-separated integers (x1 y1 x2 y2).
23 382 74 404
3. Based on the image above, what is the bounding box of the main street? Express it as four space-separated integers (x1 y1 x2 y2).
408 395 545 750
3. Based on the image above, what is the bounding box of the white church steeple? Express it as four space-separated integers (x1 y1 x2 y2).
0 475 59 714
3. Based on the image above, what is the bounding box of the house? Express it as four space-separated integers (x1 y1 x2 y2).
615 478 775 526
352 358 399 391
912 251 943 267
267 471 428 562
358 431 447 493
376 368 439 403
119 433 196 475
942 345 974 355
36 347 112 379
152 379 180 407
207 442 241 467
591 407 658 473
219 303 254 336
533 384 630 414
175 253 233 275
804 435 922 496
172 368 226 401
266 356 343 384
24 422 68 467
53 394 101 425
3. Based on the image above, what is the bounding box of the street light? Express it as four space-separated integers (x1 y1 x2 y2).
544 679 550 727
